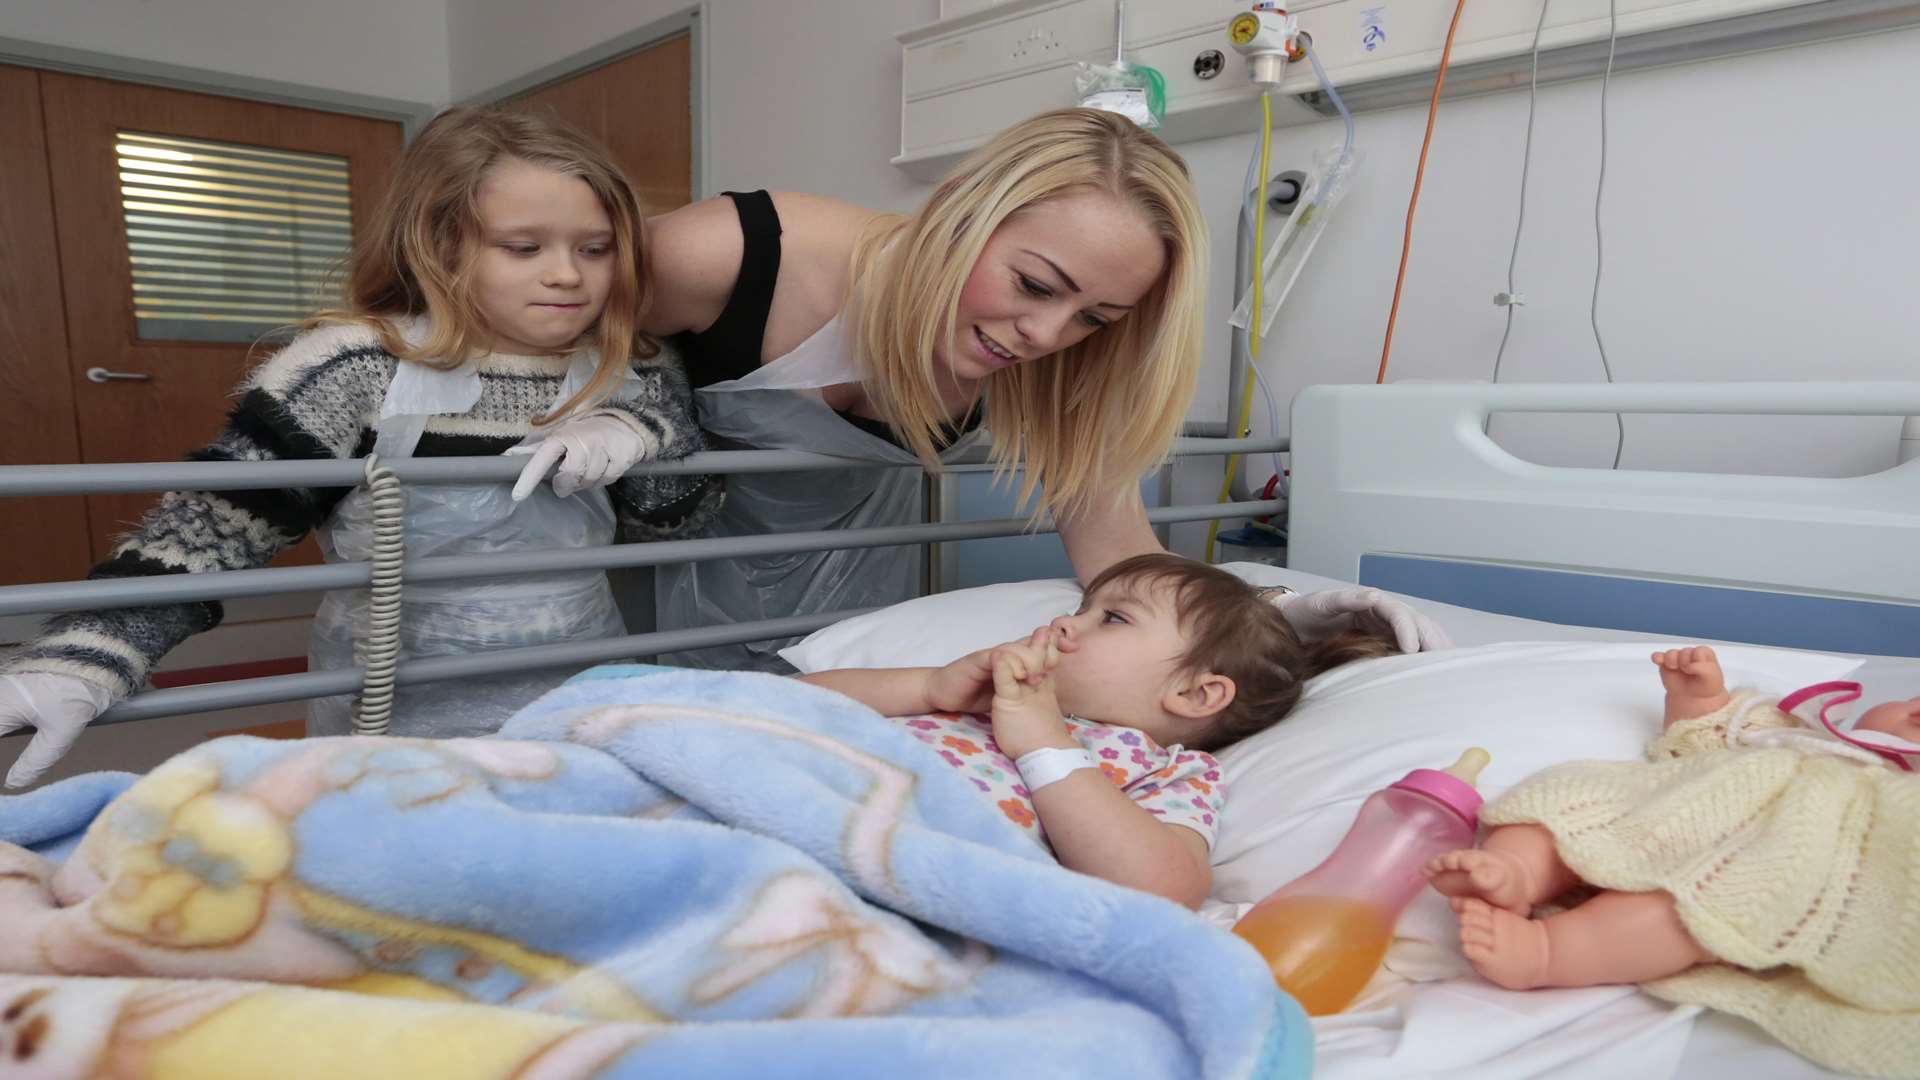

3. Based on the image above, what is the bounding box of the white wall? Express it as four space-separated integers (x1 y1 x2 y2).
701 2 935 211
0 0 450 106
449 0 939 211
1181 26 1920 485
448 0 687 102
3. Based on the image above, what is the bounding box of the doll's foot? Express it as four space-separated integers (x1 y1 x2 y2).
1456 898 1552 990
1425 849 1532 914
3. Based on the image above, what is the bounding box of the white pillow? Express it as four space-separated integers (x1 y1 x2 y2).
1208 640 1863 953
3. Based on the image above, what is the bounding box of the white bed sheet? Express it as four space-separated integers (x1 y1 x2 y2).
1208 566 1901 1080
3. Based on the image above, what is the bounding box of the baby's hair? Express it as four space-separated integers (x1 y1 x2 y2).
1081 554 1399 750
311 106 656 421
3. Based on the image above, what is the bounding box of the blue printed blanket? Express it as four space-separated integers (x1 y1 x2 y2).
0 666 1307 1078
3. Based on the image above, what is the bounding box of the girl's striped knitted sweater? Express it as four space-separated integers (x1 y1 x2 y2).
4 321 719 699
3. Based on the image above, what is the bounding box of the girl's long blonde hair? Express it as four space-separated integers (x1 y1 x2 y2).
848 107 1207 521
313 106 656 421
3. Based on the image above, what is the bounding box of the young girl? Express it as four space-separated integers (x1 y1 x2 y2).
1426 646 1919 1077
0 109 715 786
802 555 1397 908
645 108 1444 670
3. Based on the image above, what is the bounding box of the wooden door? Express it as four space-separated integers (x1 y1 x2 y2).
0 65 93 586
508 34 694 215
37 72 403 567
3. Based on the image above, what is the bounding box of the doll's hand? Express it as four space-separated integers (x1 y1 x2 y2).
989 629 1069 759
1652 646 1726 699
926 648 995 715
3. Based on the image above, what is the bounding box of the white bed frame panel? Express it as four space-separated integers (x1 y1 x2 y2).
1286 382 1920 652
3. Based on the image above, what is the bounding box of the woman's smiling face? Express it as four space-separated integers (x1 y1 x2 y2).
942 188 1166 383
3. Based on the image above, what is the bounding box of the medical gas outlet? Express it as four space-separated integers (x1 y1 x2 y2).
1229 6 1304 87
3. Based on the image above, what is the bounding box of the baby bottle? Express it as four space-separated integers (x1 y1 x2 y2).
1232 748 1491 1015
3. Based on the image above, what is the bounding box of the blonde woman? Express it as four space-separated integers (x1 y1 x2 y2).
0 108 714 784
645 108 1444 669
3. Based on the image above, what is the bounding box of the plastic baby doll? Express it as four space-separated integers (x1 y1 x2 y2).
802 554 1401 909
1424 645 1920 1078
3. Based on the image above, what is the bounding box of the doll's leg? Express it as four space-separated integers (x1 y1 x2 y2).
1456 890 1716 991
1426 824 1581 914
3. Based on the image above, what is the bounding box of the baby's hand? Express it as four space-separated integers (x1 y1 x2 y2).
1652 646 1726 699
927 648 995 714
989 629 1067 757
991 629 1058 690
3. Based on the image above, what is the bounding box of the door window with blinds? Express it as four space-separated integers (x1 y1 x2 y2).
117 131 352 342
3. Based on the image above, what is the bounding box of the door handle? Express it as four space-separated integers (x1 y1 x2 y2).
86 367 152 383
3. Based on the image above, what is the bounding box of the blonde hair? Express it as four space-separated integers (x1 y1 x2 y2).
847 108 1208 521
312 106 657 421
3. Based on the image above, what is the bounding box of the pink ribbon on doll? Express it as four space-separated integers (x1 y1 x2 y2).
1777 681 1916 772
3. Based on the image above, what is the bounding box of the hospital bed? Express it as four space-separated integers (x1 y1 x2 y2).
2 380 1916 1077
778 379 1919 1078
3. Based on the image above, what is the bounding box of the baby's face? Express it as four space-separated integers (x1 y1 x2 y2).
1041 577 1193 739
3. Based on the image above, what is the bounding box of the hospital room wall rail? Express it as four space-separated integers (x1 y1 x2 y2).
0 437 1286 727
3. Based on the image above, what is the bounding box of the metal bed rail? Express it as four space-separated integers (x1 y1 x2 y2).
1 437 1287 726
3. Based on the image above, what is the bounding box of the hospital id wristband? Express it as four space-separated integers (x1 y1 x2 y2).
1015 746 1096 792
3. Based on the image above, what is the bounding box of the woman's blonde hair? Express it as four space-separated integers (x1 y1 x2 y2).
312 106 656 421
847 107 1207 521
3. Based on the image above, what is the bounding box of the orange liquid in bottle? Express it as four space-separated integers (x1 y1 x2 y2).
1232 895 1395 1016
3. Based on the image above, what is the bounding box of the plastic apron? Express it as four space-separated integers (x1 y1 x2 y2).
654 315 982 671
307 354 628 737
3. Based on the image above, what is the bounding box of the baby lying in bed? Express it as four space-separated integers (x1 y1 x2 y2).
802 554 1396 908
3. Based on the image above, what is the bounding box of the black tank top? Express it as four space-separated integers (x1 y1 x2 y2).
667 190 980 450
672 191 781 390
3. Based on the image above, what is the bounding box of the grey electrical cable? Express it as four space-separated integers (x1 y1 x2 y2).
352 454 405 736
1595 0 1625 469
1490 0 1553 394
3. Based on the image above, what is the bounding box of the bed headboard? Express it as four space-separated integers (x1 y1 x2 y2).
1285 382 1920 657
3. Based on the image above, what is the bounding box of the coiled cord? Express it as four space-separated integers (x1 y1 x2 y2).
353 453 406 736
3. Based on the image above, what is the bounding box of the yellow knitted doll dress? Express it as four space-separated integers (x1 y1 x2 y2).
1481 693 1920 1079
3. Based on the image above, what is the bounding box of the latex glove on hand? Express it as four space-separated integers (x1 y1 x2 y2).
1 672 117 789
507 414 661 501
1276 587 1452 654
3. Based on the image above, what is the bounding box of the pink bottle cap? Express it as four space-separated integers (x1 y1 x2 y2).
1389 748 1491 828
